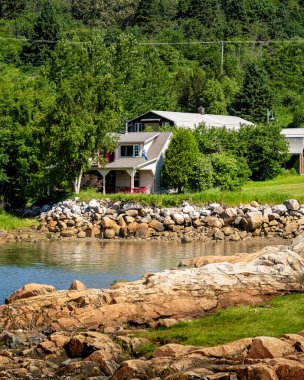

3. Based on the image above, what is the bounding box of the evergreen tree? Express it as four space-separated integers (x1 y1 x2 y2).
161 129 199 193
230 62 273 123
21 0 61 65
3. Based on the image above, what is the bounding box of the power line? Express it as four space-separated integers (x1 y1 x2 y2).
1 36 304 45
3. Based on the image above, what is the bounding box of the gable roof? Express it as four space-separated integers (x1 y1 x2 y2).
105 132 172 170
129 110 254 130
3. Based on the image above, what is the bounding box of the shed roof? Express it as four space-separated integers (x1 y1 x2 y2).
281 128 304 137
131 110 254 130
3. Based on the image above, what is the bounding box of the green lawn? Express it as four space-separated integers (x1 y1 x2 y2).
0 210 37 231
78 174 304 207
140 293 304 347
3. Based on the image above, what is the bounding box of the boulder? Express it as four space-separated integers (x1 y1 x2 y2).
149 220 165 232
243 212 263 231
221 208 237 225
60 228 77 237
284 199 300 211
285 221 298 234
101 217 115 229
104 229 115 239
69 280 87 291
273 204 288 215
6 283 56 304
172 213 185 225
247 337 294 359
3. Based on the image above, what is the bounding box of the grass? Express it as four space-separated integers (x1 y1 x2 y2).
77 174 304 207
0 209 37 231
138 293 304 347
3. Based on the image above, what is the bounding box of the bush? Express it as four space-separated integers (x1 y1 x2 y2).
211 153 251 191
161 129 199 193
188 154 214 192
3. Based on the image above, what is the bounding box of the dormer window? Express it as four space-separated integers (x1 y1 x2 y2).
120 144 140 157
133 122 143 132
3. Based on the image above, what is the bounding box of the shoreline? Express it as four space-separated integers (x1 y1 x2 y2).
1 236 304 378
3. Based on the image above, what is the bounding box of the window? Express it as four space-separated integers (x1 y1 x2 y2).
134 171 140 187
162 121 170 127
120 145 140 157
134 144 139 157
134 122 143 132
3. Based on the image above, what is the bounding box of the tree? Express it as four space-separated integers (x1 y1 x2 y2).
230 62 273 123
0 130 8 183
161 129 199 193
203 79 227 114
46 37 121 193
211 152 250 190
187 154 214 192
21 0 61 65
0 64 55 207
238 124 290 181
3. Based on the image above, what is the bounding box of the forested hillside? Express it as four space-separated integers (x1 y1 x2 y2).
0 0 304 206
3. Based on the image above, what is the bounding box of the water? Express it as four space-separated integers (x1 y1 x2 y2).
0 239 288 304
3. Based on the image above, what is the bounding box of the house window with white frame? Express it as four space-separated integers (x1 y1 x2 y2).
120 144 140 157
133 122 143 132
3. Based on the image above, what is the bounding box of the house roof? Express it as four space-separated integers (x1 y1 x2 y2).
105 132 172 170
119 132 159 143
281 128 304 137
281 129 304 154
130 110 254 130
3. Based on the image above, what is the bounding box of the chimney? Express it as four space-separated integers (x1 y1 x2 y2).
125 120 128 134
197 105 205 115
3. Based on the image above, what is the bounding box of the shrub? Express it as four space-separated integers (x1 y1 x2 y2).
211 153 251 191
188 154 214 192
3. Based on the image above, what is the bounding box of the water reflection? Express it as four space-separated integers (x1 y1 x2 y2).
0 239 287 304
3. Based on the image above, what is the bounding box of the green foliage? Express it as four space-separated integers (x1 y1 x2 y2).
21 0 61 65
231 62 273 123
161 130 199 193
46 36 121 188
194 123 289 182
0 64 55 207
187 154 214 192
238 124 290 180
211 152 251 190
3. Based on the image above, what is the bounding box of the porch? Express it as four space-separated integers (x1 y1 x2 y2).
83 169 154 194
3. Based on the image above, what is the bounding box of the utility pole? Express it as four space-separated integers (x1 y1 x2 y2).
220 42 224 75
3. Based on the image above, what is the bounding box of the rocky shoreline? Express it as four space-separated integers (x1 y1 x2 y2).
1 235 304 378
35 198 304 242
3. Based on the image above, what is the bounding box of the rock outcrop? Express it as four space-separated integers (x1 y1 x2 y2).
2 237 304 333
2 236 304 378
36 198 304 242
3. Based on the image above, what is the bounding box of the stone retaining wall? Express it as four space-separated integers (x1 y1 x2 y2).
37 198 304 242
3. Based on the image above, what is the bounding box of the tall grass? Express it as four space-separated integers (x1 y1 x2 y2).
140 293 304 347
77 175 304 207
0 210 37 231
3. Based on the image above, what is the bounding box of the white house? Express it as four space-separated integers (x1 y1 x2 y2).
281 128 304 175
127 110 254 132
89 132 172 194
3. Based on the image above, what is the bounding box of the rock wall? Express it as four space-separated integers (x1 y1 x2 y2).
37 198 304 241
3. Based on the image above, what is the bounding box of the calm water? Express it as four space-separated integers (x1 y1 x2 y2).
0 239 288 304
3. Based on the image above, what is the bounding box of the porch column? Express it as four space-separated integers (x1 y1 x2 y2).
301 153 304 175
73 170 83 194
126 169 136 193
98 169 110 194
